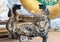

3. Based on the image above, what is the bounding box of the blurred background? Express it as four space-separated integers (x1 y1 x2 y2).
0 0 60 31
0 0 60 42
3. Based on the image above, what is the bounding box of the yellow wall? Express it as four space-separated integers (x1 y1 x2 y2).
20 0 60 19
49 0 60 19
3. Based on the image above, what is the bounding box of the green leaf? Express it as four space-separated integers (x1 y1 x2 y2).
37 0 58 5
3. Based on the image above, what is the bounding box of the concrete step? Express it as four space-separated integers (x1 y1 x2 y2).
0 28 8 36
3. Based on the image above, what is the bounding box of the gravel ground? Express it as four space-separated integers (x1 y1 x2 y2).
0 32 60 42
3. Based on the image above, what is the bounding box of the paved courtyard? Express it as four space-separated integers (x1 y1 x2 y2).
0 32 60 42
